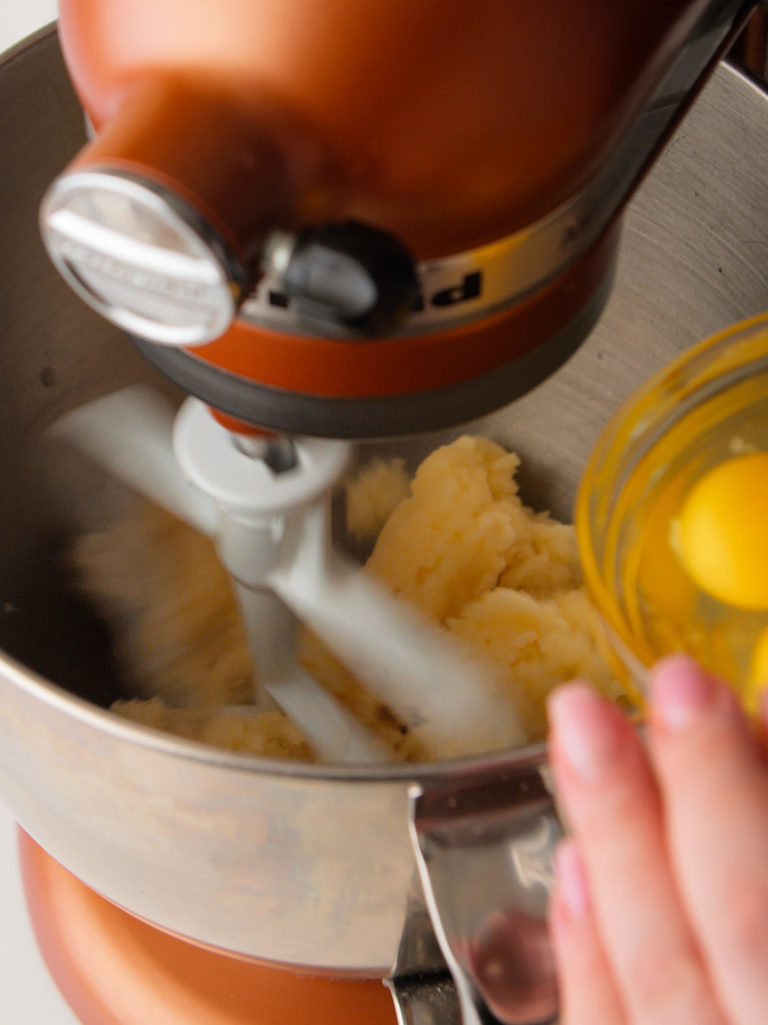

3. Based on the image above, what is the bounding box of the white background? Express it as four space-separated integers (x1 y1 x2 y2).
1 1 58 53
1 5 83 1023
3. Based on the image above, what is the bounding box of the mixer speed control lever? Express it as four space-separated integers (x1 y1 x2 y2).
262 221 418 335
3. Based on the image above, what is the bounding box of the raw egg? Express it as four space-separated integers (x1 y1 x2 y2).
676 451 768 610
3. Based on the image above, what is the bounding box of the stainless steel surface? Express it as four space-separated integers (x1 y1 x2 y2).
2 24 768 991
386 891 463 1025
388 975 463 1025
411 767 559 1025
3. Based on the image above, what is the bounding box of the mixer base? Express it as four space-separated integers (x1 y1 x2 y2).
18 831 396 1025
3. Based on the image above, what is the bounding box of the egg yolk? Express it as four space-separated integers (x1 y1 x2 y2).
676 451 768 610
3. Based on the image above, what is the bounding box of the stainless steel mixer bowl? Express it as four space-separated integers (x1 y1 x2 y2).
3 24 768 995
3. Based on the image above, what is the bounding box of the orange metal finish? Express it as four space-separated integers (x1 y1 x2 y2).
58 0 706 256
56 0 706 401
19 831 397 1025
208 409 277 436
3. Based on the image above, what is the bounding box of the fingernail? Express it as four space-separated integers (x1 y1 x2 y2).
650 655 715 731
555 839 590 918
547 683 622 782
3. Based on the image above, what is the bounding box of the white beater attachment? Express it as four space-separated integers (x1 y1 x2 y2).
54 388 524 761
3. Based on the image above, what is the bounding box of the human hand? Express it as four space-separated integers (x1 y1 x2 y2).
546 654 768 1025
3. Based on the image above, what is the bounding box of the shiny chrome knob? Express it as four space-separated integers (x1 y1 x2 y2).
40 169 249 347
263 221 418 335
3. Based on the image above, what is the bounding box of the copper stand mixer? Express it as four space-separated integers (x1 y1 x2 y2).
41 0 754 437
0 3 765 1024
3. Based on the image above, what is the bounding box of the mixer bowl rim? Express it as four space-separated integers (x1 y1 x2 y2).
0 641 550 782
1 22 58 65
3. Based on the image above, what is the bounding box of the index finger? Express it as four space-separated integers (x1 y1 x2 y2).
647 655 768 1025
547 682 724 1025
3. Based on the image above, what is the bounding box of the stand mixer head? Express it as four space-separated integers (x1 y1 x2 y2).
40 0 754 436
